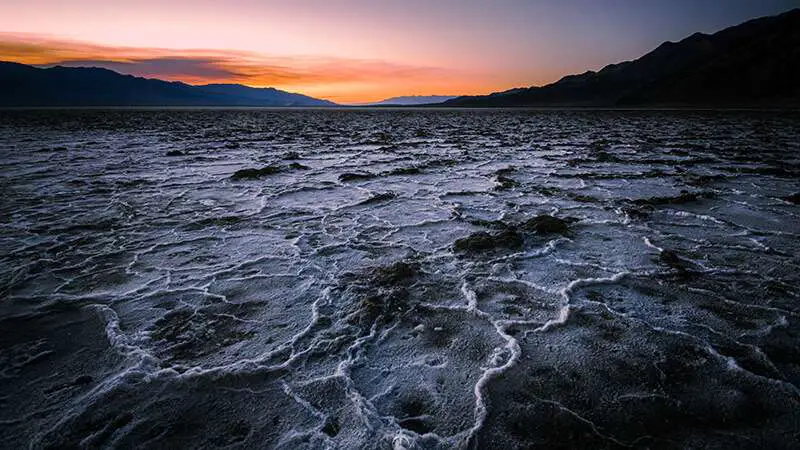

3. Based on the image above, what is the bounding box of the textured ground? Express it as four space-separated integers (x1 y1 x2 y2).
0 109 798 449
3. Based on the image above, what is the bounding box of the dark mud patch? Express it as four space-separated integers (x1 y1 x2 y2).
231 162 311 180
419 158 459 169
454 229 523 254
358 192 398 206
454 215 573 254
684 174 725 187
36 146 68 153
149 302 260 364
281 151 301 160
0 304 123 448
622 190 714 219
494 175 518 191
567 192 602 203
342 261 422 327
321 417 340 437
518 215 574 234
473 304 800 449
231 165 282 180
731 166 798 177
339 172 376 182
533 186 562 197
184 215 244 230
632 190 714 206
385 166 422 176
34 376 317 450
398 416 434 434
779 193 800 204
658 249 691 278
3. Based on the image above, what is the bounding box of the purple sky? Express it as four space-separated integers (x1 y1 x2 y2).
0 0 796 102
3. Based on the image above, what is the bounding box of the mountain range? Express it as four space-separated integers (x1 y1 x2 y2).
365 95 457 106
0 62 336 107
442 8 800 107
1 8 797 108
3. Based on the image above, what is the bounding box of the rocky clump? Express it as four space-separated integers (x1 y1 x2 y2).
40 146 69 152
281 151 301 160
593 150 618 162
347 261 421 326
385 167 422 176
150 303 258 363
632 190 713 206
533 186 562 197
230 165 282 180
358 192 398 205
494 175 518 191
230 162 311 180
518 215 573 234
492 167 518 191
621 205 653 220
659 249 690 277
321 417 340 437
339 172 376 182
623 190 714 219
567 192 601 203
494 166 516 176
414 128 431 138
454 230 524 253
372 261 419 285
454 214 574 254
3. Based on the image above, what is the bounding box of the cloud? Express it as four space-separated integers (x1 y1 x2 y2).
0 32 460 101
54 58 244 81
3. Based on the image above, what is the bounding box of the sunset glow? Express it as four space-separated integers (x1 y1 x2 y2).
0 0 795 103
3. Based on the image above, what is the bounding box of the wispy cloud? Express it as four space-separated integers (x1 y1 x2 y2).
0 32 463 102
54 58 244 81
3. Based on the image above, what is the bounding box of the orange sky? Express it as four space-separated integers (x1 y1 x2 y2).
0 0 795 103
0 32 503 103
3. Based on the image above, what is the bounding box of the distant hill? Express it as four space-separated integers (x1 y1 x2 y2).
444 8 800 107
366 95 456 106
0 62 336 106
196 84 336 107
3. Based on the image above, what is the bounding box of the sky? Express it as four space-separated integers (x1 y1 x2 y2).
0 0 797 103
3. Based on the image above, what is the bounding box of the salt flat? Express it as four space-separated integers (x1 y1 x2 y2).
1 109 798 449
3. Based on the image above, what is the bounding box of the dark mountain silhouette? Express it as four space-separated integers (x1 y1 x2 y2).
366 95 456 106
195 84 336 106
0 62 336 106
443 8 800 107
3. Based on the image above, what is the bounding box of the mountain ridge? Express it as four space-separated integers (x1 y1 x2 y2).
0 62 336 106
365 95 457 106
2 8 798 108
442 8 800 107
